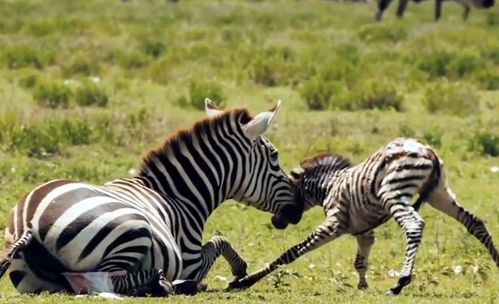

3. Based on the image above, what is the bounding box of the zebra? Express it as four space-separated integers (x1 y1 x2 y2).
375 0 495 21
0 99 303 297
228 137 499 295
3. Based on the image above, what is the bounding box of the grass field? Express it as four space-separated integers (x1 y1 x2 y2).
1 0 499 303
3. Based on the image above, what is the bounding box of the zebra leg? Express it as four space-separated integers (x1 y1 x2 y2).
386 203 425 295
110 268 173 297
435 0 443 20
354 230 375 290
375 0 393 21
187 235 247 293
426 186 499 268
396 0 409 18
227 218 344 291
462 5 470 20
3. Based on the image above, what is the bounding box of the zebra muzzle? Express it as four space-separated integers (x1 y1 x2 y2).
271 215 289 230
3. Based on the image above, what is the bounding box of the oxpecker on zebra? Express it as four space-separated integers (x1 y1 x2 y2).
228 137 499 295
0 100 302 297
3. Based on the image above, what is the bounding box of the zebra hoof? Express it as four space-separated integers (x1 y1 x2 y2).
197 281 208 292
226 277 252 291
357 282 369 290
172 280 200 295
385 289 396 296
150 277 173 297
232 263 248 279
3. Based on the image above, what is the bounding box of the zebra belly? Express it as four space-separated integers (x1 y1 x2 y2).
346 208 392 235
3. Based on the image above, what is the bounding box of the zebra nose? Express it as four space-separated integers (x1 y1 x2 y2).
482 0 495 8
482 0 494 7
271 215 289 230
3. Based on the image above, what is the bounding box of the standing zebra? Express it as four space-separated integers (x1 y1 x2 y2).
228 137 499 295
0 100 302 296
375 0 495 21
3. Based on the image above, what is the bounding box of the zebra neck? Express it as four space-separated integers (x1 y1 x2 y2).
137 142 248 220
301 175 330 207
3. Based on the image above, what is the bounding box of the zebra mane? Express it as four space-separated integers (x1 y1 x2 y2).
139 108 253 172
289 152 352 210
299 152 352 175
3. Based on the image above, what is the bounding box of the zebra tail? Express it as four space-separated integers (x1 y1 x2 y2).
413 150 441 212
0 230 33 279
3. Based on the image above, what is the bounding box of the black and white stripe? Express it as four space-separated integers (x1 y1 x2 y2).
229 137 499 295
375 0 495 21
0 100 301 296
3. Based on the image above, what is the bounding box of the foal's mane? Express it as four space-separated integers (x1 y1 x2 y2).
140 108 252 171
299 152 352 175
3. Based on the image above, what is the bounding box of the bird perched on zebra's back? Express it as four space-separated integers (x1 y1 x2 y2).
228 137 499 295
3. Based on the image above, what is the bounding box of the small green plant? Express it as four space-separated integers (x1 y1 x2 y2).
468 130 499 157
75 82 109 107
422 81 480 116
399 124 415 137
62 55 101 77
448 54 484 80
474 69 499 90
418 51 454 78
423 130 442 148
141 40 166 58
33 81 72 108
11 124 61 158
3 46 47 69
177 81 225 110
486 11 499 27
270 266 300 289
339 79 403 111
18 73 40 89
300 77 341 111
251 56 281 87
8 119 93 158
357 23 407 43
117 51 150 69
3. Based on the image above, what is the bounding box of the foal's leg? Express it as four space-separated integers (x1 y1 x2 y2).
228 218 345 290
426 185 499 267
396 0 409 18
385 201 425 295
354 230 375 290
435 0 443 20
375 0 394 21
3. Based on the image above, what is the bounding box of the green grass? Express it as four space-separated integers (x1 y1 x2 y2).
1 0 499 303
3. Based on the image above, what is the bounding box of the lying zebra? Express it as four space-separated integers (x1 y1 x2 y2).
375 0 495 21
0 100 302 297
228 137 499 295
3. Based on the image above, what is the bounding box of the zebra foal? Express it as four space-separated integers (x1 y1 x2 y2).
228 137 499 295
0 100 302 297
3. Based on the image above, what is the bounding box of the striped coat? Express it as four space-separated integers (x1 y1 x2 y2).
229 137 499 295
0 100 302 296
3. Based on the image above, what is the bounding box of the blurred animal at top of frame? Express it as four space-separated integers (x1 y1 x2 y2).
375 0 496 21
0 99 303 297
228 137 499 295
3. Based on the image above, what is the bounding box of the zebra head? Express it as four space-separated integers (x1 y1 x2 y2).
205 99 303 230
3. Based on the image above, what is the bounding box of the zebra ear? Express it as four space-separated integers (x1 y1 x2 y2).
205 98 223 118
243 100 281 140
